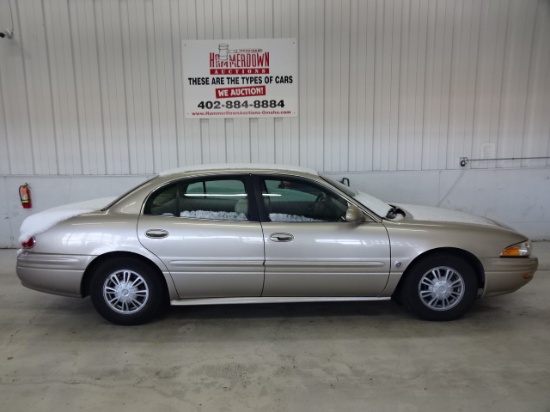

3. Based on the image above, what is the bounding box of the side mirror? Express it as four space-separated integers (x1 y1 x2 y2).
345 204 364 223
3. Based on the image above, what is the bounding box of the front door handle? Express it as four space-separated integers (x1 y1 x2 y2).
145 229 169 239
270 233 294 242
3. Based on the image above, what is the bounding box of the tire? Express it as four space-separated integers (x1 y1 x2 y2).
90 258 166 325
401 253 478 321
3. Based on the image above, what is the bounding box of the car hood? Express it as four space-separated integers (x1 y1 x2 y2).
395 203 502 228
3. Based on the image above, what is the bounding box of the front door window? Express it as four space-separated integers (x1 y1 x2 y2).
261 177 348 222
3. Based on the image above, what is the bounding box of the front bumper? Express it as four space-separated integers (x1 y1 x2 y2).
481 256 539 297
16 251 93 298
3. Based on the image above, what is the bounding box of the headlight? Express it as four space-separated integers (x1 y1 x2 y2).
501 240 532 257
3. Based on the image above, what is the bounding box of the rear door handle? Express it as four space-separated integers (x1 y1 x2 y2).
269 233 294 242
145 229 169 239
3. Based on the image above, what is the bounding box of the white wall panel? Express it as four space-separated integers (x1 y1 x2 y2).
70 0 107 174
298 0 325 171
422 0 454 170
273 0 300 166
497 0 538 169
323 0 350 172
0 0 9 175
0 0 549 175
0 70 9 174
95 0 130 174
523 0 550 169
149 0 178 172
446 0 481 170
178 0 203 166
45 0 82 174
471 0 508 170
348 0 376 172
121 0 154 174
18 0 57 175
0 0 34 175
248 0 275 165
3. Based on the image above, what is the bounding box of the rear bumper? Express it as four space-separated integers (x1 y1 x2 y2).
16 251 93 298
481 256 539 297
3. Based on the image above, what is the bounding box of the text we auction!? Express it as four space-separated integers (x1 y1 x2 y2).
182 39 298 119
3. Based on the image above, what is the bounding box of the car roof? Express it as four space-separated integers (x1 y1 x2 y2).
108 163 325 215
159 163 319 177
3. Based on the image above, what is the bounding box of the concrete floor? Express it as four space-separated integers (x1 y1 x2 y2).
0 245 549 412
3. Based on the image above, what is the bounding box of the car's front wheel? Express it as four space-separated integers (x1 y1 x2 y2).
90 258 166 325
401 253 478 321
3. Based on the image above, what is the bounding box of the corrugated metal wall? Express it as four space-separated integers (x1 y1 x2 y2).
0 0 549 175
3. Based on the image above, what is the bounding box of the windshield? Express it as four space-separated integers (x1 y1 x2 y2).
321 175 393 218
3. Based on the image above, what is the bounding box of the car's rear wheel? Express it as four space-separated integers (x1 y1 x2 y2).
401 254 478 321
90 258 166 325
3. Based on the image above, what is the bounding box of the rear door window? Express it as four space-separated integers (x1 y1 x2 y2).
144 177 251 221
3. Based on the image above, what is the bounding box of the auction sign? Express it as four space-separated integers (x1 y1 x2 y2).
182 38 298 118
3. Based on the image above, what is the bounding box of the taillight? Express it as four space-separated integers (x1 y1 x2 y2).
21 237 35 249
